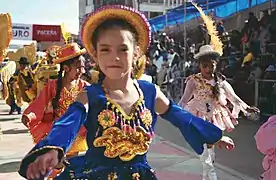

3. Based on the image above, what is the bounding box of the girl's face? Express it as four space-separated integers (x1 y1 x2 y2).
199 59 217 76
64 56 85 80
95 28 138 80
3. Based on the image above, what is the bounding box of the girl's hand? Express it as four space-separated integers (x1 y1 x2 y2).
21 115 29 127
247 106 260 113
217 136 235 150
26 149 59 180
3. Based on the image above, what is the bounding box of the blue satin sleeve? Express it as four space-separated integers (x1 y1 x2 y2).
18 101 87 178
160 101 223 155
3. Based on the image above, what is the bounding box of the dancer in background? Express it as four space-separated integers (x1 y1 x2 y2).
178 3 259 180
11 57 37 103
21 43 89 178
179 45 259 180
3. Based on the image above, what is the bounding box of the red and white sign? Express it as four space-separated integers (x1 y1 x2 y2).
12 23 33 40
32 24 61 42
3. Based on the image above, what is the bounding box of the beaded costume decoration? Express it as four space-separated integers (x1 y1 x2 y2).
93 81 154 161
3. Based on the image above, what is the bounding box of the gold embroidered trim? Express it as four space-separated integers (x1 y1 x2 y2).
108 172 118 180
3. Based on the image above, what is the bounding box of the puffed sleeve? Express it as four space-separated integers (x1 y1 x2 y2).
223 81 249 118
23 80 56 143
18 101 87 178
160 101 223 155
23 80 55 124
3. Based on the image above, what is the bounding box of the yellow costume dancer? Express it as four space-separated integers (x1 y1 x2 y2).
11 57 37 103
34 45 61 94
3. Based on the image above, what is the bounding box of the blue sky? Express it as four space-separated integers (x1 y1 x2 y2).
0 0 79 34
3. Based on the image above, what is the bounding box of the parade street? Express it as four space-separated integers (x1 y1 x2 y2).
0 100 260 180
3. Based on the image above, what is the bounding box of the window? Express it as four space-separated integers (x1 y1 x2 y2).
86 0 93 6
149 11 163 18
150 0 163 3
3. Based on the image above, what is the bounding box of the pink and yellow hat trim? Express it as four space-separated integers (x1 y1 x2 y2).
80 5 151 58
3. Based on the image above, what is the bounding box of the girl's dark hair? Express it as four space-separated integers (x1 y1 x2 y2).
198 54 225 99
52 55 83 109
91 18 138 50
212 72 225 99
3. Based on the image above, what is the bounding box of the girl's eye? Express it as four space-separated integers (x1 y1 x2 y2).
100 49 109 52
121 48 128 52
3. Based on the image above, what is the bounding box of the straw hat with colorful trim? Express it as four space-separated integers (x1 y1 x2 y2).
80 5 151 58
53 43 86 64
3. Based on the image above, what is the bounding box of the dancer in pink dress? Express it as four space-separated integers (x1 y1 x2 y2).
179 45 259 180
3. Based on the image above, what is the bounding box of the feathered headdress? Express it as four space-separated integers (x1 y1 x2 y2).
0 13 12 62
192 2 223 56
61 23 71 44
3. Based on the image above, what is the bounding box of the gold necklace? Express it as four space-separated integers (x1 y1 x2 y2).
97 81 154 136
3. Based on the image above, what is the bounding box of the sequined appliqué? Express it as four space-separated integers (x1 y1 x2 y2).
93 125 151 161
98 110 116 129
132 172 141 180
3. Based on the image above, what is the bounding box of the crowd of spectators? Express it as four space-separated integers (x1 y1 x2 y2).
144 10 276 121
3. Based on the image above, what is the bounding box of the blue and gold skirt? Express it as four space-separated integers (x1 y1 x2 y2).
55 155 158 180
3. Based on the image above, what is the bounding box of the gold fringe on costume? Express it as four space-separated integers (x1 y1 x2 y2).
192 2 223 56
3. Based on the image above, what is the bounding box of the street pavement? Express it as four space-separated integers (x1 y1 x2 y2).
0 100 259 180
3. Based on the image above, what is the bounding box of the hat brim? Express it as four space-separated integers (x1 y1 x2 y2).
53 49 87 64
81 5 151 58
194 51 220 59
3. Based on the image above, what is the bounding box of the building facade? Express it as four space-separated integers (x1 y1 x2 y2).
79 0 182 28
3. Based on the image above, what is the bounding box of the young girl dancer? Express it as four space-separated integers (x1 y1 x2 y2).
21 43 89 178
179 45 259 180
19 5 234 180
178 4 259 180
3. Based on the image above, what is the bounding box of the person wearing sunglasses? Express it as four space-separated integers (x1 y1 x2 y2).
179 45 259 180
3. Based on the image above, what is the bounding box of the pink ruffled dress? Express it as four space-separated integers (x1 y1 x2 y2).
179 73 249 132
255 115 276 180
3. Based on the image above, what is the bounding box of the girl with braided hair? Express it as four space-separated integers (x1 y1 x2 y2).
179 45 259 180
179 4 259 179
21 43 89 178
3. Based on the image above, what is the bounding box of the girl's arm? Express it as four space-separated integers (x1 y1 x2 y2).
155 86 223 155
22 80 56 127
178 78 196 108
18 90 89 178
223 80 251 118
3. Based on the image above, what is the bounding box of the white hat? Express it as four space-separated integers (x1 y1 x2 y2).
194 45 220 59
